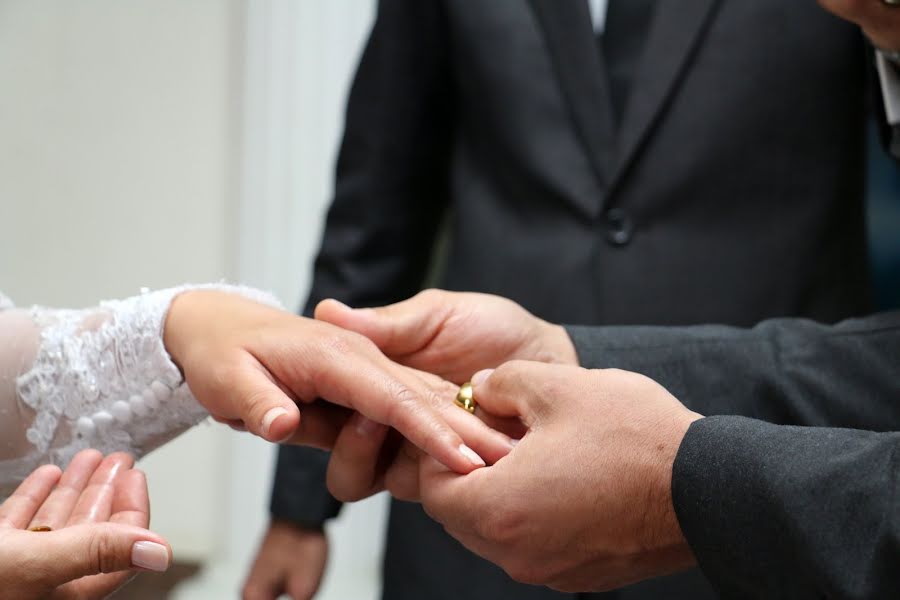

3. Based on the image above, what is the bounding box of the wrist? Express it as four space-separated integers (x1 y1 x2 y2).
640 412 703 575
162 290 209 371
535 322 580 366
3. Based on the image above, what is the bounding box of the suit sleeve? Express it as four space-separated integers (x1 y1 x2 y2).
566 311 900 431
270 0 456 527
672 416 900 599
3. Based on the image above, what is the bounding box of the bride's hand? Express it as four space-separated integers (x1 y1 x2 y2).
311 290 579 503
163 291 514 474
0 450 172 600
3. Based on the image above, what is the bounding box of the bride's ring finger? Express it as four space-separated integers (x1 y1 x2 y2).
27 449 103 531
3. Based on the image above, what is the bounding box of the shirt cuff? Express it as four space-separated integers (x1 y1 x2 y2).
876 51 900 126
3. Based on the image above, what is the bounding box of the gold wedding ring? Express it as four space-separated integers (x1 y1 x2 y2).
28 525 52 532
455 382 477 414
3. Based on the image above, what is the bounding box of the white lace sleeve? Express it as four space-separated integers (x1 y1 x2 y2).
0 284 281 496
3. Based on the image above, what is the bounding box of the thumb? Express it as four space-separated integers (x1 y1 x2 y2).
37 523 172 586
471 361 573 425
225 363 302 443
314 290 449 357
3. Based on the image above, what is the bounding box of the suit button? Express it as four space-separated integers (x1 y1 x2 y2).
604 208 634 246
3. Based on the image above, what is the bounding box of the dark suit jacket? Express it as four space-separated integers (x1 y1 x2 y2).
568 312 900 598
271 1 893 598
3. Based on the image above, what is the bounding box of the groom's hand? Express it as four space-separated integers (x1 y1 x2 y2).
163 290 514 474
323 360 703 590
418 363 702 592
314 289 578 385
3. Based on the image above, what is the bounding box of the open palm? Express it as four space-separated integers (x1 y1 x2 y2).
0 450 171 600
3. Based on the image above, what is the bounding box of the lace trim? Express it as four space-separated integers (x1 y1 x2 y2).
12 284 282 471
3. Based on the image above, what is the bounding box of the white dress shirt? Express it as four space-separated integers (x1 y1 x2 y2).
877 52 900 125
588 0 608 33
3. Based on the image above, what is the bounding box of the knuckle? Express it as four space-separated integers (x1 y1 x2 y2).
417 288 441 303
324 328 376 357
87 526 115 574
535 374 572 409
481 504 527 545
387 382 426 425
488 360 533 398
321 330 354 359
386 381 445 454
492 360 531 389
425 383 453 410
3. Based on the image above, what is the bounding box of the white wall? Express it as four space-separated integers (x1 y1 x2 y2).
0 0 242 307
0 1 383 598
0 0 242 560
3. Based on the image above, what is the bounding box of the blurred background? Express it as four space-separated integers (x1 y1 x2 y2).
0 1 897 599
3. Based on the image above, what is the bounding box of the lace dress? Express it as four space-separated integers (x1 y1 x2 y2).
0 285 279 497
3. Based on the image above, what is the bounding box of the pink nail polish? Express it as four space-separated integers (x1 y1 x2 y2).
262 407 289 436
131 542 170 572
459 444 486 467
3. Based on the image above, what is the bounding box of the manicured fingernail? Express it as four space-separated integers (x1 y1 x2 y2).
459 444 486 467
354 413 383 436
471 369 494 387
131 541 170 572
262 407 289 436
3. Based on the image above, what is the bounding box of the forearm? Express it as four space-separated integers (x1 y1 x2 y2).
673 416 900 598
0 285 279 496
566 311 900 429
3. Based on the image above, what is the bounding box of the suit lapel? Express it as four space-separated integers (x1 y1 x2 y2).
608 0 721 193
527 0 616 190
